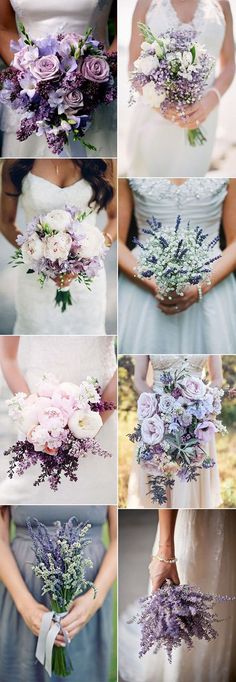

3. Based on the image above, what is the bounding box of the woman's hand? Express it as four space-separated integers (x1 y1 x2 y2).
58 590 98 643
162 91 218 129
53 273 77 288
149 556 180 592
156 285 199 315
19 596 50 638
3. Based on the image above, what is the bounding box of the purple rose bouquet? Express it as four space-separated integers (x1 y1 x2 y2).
11 206 108 312
0 24 117 154
128 362 226 504
130 24 214 146
130 583 235 663
27 516 97 676
5 373 114 490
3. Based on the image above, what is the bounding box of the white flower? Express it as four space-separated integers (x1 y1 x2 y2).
59 382 81 398
134 54 159 75
68 409 103 439
141 41 153 52
21 234 45 264
142 82 165 108
44 233 72 262
182 51 193 68
78 378 100 404
78 226 105 259
6 393 27 420
42 209 72 233
152 40 165 58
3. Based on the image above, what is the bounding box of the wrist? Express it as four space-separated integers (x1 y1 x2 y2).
158 542 175 559
16 592 36 616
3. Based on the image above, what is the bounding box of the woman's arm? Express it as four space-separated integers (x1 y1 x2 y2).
133 356 151 395
101 369 117 424
128 0 152 70
149 510 180 591
0 0 19 65
1 161 21 247
208 356 223 388
103 160 117 244
0 337 30 394
59 506 117 641
118 179 157 296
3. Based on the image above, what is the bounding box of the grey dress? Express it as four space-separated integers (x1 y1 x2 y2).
0 506 113 682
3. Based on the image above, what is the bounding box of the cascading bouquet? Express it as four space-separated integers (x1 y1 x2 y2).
5 372 114 490
135 215 221 297
11 206 108 312
128 362 226 504
129 583 235 663
27 516 97 677
0 24 117 154
130 24 215 146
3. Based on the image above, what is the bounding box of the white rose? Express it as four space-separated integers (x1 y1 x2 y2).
134 54 159 75
42 209 72 233
78 226 105 259
44 233 72 262
142 82 165 108
21 234 45 265
68 409 103 439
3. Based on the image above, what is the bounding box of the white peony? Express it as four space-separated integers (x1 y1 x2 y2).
78 226 105 259
42 209 72 233
44 233 72 262
21 234 45 265
68 409 103 439
134 54 159 76
142 82 165 108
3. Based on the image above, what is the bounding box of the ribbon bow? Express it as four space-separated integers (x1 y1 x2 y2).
36 610 69 677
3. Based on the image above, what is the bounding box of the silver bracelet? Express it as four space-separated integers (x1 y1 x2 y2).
153 554 177 564
197 284 203 302
208 87 221 105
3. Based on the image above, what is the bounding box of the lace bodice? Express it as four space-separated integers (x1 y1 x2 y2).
146 0 225 58
129 178 229 253
10 0 113 44
17 336 116 391
149 354 208 391
20 174 97 228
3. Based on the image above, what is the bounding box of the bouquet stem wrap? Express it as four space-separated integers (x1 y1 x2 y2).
36 610 69 677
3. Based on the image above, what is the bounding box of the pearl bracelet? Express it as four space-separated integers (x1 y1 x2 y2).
153 554 177 564
208 87 221 105
197 284 203 302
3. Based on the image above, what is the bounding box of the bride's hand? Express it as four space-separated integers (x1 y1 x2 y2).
168 91 218 130
53 273 77 288
149 556 180 592
156 285 199 315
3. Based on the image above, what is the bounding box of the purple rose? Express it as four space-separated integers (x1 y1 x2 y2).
137 392 157 420
141 415 164 446
81 56 110 83
64 89 84 113
195 421 217 443
30 55 60 81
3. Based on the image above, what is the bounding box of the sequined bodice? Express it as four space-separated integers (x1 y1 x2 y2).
149 354 208 391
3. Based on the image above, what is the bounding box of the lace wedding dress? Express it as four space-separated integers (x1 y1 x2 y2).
1 0 116 157
128 0 226 176
127 355 222 509
13 173 107 335
119 178 236 353
0 335 117 504
119 510 236 682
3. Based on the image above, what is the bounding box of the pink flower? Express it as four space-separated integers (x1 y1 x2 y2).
141 415 164 445
180 376 206 401
30 55 60 81
38 406 68 430
27 425 51 451
51 391 77 417
137 393 157 420
194 421 217 442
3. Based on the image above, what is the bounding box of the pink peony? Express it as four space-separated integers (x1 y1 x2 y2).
38 406 68 430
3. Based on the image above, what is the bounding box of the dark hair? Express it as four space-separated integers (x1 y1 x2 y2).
8 159 114 211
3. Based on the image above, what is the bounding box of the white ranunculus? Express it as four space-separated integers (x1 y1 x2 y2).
134 54 159 76
44 233 72 262
68 409 103 439
78 226 105 259
42 209 72 233
21 234 45 265
142 82 165 108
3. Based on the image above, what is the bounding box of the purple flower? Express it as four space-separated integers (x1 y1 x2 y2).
12 45 39 71
30 55 60 81
81 56 110 82
64 89 84 112
194 421 217 442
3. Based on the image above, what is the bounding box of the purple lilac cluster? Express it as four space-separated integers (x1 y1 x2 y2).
131 24 214 146
128 363 225 505
0 24 117 154
11 206 108 312
131 583 235 663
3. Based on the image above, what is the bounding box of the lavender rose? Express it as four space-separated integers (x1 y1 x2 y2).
195 421 217 442
137 393 157 421
180 376 206 401
81 56 110 83
64 89 84 112
13 45 39 71
30 55 60 81
141 414 164 446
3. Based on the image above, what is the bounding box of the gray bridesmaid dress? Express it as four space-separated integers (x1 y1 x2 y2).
0 506 113 682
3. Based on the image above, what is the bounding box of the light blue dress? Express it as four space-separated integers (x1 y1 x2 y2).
0 506 113 682
119 178 236 354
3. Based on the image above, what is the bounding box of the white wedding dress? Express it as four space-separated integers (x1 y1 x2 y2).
119 510 236 682
128 0 226 176
0 335 117 504
119 178 236 354
127 355 222 509
13 172 108 334
1 0 116 157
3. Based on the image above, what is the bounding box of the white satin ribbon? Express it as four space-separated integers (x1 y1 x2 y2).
36 610 69 677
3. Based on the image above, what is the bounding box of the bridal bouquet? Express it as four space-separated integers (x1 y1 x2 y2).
131 24 214 146
128 362 226 504
5 373 114 490
0 24 117 154
11 206 108 312
135 215 221 297
130 583 235 663
27 516 96 676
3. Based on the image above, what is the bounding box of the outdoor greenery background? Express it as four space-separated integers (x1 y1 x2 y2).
119 355 236 509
